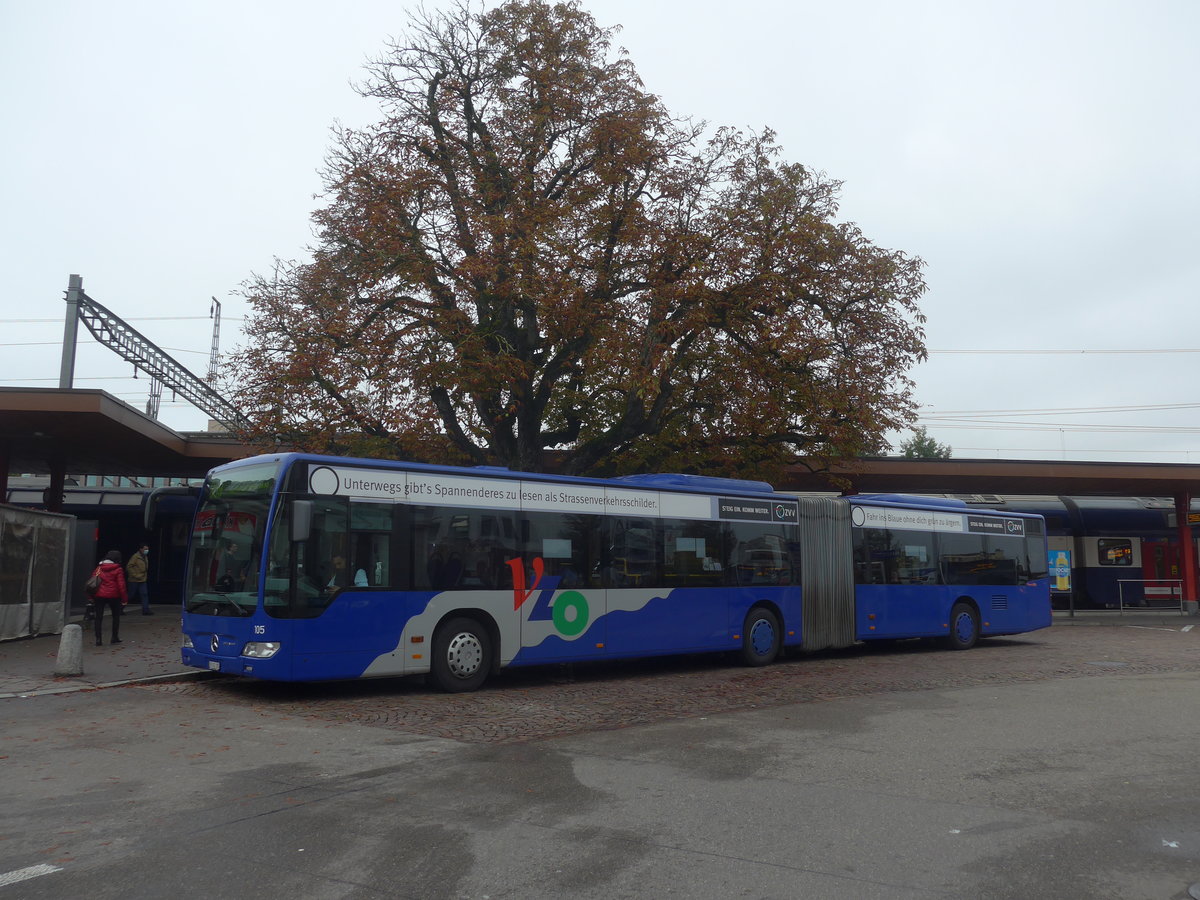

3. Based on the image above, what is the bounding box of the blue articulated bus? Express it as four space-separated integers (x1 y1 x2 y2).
179 454 1051 690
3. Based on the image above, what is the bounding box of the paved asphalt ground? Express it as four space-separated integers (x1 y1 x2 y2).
0 608 191 699
1 606 1191 702
3 606 1200 899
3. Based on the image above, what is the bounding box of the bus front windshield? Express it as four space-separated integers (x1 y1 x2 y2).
185 463 280 617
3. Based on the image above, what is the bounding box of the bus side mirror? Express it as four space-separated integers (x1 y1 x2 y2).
291 500 313 543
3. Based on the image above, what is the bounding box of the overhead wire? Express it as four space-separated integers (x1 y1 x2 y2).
923 401 1200 417
0 315 245 324
0 341 208 355
927 348 1200 355
5 330 1199 451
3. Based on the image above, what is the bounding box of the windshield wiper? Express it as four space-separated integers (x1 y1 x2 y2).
193 594 254 617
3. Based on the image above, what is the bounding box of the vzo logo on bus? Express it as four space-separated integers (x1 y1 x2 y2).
507 557 590 637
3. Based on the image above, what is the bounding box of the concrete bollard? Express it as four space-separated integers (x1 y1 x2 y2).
54 623 84 677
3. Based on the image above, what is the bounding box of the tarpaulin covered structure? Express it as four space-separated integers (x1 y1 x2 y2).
0 504 73 641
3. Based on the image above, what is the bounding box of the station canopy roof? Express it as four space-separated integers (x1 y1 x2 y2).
5 387 1200 498
778 457 1200 498
0 388 255 479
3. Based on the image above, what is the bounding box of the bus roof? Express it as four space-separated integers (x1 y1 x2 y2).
210 453 789 500
850 493 1046 520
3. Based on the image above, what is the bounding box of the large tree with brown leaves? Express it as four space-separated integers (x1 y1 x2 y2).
228 0 927 479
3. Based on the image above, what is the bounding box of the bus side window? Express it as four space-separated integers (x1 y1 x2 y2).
350 533 390 587
937 532 987 586
723 522 792 586
853 528 893 585
411 505 516 591
897 536 937 584
1024 520 1048 580
518 512 602 589
349 501 393 588
663 519 723 587
983 537 1021 586
606 518 661 588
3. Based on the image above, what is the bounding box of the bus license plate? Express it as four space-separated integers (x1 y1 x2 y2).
208 661 220 671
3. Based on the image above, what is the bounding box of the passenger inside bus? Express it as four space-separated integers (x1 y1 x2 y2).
349 536 373 587
214 540 246 592
324 554 349 592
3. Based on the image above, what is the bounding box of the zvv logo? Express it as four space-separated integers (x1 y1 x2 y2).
773 503 798 523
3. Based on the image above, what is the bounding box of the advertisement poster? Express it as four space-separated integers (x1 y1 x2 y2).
1049 550 1072 592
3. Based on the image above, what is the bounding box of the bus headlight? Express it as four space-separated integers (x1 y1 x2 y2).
242 641 281 659
182 635 194 649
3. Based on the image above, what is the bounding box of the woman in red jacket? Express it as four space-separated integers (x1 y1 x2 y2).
91 550 128 646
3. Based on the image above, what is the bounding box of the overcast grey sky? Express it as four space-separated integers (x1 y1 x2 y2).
2 0 1197 463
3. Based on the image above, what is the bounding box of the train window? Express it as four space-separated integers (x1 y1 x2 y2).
1097 538 1133 566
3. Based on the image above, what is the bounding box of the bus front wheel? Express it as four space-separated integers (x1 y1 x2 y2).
431 616 492 692
944 602 979 651
740 607 782 667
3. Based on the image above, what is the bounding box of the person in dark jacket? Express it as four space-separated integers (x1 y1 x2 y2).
126 543 152 615
92 550 128 646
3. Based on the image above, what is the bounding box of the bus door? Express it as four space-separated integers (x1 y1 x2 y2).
855 529 942 637
285 497 401 676
515 512 607 664
603 518 728 656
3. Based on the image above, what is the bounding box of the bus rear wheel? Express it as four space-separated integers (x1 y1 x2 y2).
740 607 782 667
431 616 492 692
944 602 979 651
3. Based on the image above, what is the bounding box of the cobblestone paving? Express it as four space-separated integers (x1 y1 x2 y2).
148 625 1200 744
